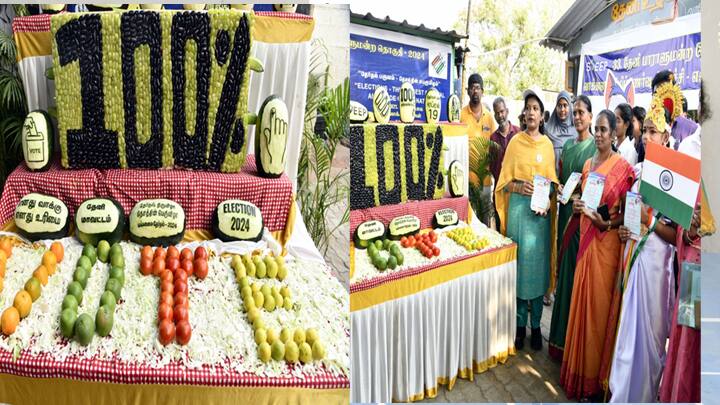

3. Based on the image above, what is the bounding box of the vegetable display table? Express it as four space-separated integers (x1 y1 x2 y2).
0 240 349 404
350 220 517 403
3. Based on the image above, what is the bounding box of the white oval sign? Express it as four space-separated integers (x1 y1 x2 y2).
449 160 465 197
255 96 289 177
434 208 459 228
76 198 121 235
373 87 391 124
22 111 53 171
129 199 185 240
389 214 420 238
350 100 369 123
14 193 69 240
425 88 441 124
399 82 416 123
447 94 461 123
215 199 263 241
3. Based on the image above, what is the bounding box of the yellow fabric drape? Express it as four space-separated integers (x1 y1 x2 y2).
13 31 52 62
0 374 348 405
14 14 315 62
493 131 559 288
701 182 716 236
350 244 516 312
401 348 516 402
254 15 315 43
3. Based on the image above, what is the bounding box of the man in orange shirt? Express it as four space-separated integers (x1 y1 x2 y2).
460 73 496 140
461 73 497 224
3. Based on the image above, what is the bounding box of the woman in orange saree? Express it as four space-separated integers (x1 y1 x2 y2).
559 110 635 400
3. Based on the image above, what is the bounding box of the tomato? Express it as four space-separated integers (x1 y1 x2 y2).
167 246 180 260
174 293 189 309
160 270 173 284
194 259 208 279
424 250 432 259
166 257 180 272
181 259 194 277
152 258 165 275
433 247 440 257
158 303 173 321
160 291 174 307
158 318 176 346
176 320 191 345
140 257 153 276
194 247 208 260
161 280 174 295
180 248 193 262
153 247 166 261
173 304 189 323
430 232 438 243
174 279 188 295
400 236 407 244
141 246 154 261
174 269 188 283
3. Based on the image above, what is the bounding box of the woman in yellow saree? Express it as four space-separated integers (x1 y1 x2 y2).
559 110 635 400
495 89 558 351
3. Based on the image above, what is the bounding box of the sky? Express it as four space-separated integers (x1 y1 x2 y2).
350 0 469 33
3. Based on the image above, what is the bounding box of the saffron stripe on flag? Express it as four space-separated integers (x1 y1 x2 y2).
641 159 699 208
645 142 700 182
639 181 695 228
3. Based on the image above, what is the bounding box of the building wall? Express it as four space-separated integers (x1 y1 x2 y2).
310 4 350 88
566 0 700 58
701 1 720 253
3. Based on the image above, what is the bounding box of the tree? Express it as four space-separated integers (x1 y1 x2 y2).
455 0 573 98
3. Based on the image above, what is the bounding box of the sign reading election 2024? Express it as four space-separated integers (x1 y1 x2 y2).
350 33 451 122
582 33 700 109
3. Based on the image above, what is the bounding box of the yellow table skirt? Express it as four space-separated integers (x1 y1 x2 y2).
401 348 516 402
350 244 517 312
0 373 348 405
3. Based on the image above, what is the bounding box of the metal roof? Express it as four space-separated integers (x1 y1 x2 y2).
542 0 614 51
350 11 467 44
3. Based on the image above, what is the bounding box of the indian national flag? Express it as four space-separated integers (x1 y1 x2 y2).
639 142 700 229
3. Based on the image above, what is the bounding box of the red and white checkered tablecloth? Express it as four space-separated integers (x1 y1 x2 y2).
12 11 311 34
0 348 348 388
350 243 515 294
0 155 293 232
349 197 469 237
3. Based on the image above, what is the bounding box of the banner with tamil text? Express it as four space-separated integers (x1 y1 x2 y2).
350 33 452 122
581 32 700 111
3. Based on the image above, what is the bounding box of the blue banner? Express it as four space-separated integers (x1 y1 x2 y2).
350 33 452 122
582 33 700 105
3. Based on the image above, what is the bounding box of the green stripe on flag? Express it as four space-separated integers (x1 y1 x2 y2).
640 180 694 228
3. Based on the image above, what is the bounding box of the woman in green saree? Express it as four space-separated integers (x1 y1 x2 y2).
548 95 597 361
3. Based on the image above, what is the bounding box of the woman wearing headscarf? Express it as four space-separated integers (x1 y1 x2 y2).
548 95 596 361
543 91 578 304
495 89 558 351
545 91 578 169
